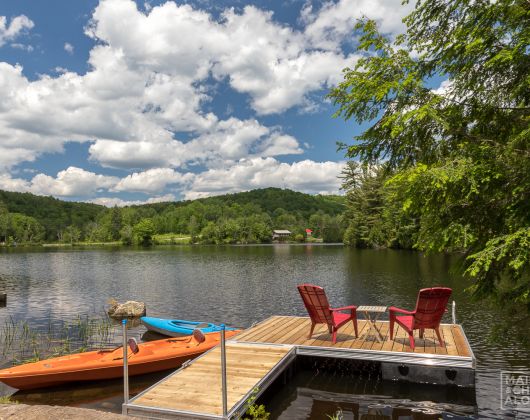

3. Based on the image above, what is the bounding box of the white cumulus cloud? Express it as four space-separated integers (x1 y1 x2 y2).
185 157 346 200
112 167 193 193
29 167 119 197
303 0 413 49
89 193 176 207
0 15 34 47
0 167 118 197
64 42 74 54
0 0 411 201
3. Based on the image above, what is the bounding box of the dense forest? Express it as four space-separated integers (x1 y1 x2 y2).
0 188 346 245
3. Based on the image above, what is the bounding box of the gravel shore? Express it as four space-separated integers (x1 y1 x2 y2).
0 404 133 419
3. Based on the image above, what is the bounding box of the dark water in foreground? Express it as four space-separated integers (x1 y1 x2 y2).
0 245 528 419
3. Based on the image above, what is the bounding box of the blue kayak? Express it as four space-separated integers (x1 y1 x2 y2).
141 316 236 337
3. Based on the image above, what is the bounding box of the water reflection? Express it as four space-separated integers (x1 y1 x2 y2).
267 357 477 419
10 370 171 413
0 245 528 418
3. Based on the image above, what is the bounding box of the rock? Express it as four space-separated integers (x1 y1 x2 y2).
107 300 146 318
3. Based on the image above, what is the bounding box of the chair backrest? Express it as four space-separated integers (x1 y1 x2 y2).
297 284 334 326
413 287 452 329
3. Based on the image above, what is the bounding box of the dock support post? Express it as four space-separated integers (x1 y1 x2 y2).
122 319 129 414
452 301 456 324
221 324 228 418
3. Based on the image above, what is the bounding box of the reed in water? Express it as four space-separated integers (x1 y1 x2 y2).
0 315 116 366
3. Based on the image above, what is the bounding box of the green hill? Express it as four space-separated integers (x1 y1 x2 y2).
0 188 345 243
0 190 103 241
145 188 345 218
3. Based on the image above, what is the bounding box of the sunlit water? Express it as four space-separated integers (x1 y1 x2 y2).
0 245 528 418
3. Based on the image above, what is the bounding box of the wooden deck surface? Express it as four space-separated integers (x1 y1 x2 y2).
234 316 471 357
127 316 474 419
133 342 293 416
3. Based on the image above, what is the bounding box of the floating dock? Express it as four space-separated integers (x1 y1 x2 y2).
127 342 295 419
124 315 475 419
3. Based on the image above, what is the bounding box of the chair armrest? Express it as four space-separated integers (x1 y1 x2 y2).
388 306 414 315
330 305 357 312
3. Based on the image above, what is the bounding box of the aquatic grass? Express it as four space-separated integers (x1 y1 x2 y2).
0 395 18 404
243 387 270 420
326 409 344 420
0 314 118 366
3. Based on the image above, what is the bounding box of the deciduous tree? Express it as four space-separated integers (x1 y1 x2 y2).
329 0 529 307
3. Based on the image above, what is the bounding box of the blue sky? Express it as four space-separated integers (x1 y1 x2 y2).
0 0 412 205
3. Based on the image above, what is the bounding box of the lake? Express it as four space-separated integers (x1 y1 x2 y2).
0 245 528 418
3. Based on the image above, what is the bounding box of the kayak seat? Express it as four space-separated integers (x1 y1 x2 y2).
193 329 206 344
128 338 139 354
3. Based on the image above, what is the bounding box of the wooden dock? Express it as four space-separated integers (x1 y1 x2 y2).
125 342 295 419
124 316 475 419
234 316 474 367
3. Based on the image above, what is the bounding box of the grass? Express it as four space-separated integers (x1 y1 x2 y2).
0 395 18 404
42 241 122 247
0 315 117 366
326 409 344 420
153 233 191 244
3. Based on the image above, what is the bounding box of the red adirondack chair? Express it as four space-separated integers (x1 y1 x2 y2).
389 287 452 350
297 284 358 344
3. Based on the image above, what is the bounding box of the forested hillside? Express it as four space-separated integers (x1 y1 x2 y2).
0 188 345 245
0 190 103 242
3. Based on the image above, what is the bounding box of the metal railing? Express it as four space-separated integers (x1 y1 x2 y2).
122 319 129 415
220 324 228 418
121 321 230 417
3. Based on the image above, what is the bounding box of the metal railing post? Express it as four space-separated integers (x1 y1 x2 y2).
122 319 129 414
220 324 228 418
452 300 456 324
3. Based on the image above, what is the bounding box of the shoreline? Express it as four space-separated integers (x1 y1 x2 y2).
2 240 332 248
0 404 133 419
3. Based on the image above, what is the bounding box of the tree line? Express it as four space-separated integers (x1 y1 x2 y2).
0 188 346 245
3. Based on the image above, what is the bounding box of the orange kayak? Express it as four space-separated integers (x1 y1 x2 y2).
0 330 240 390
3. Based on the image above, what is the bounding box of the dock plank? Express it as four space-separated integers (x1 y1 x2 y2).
298 323 329 347
282 318 314 344
452 325 471 357
336 320 362 348
267 317 307 344
234 316 278 341
241 316 291 342
256 316 300 343
433 327 448 355
234 316 472 359
127 316 474 419
443 325 459 356
133 343 292 416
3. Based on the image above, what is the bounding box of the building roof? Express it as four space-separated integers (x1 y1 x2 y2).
273 230 291 234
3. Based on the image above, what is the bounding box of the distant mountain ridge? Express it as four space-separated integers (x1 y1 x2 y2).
0 188 345 241
144 188 345 218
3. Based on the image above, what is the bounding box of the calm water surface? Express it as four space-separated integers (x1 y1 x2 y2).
0 245 528 419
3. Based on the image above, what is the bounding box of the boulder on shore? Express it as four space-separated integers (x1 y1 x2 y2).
107 300 146 318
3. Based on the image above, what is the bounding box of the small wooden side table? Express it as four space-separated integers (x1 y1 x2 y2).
357 305 387 342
